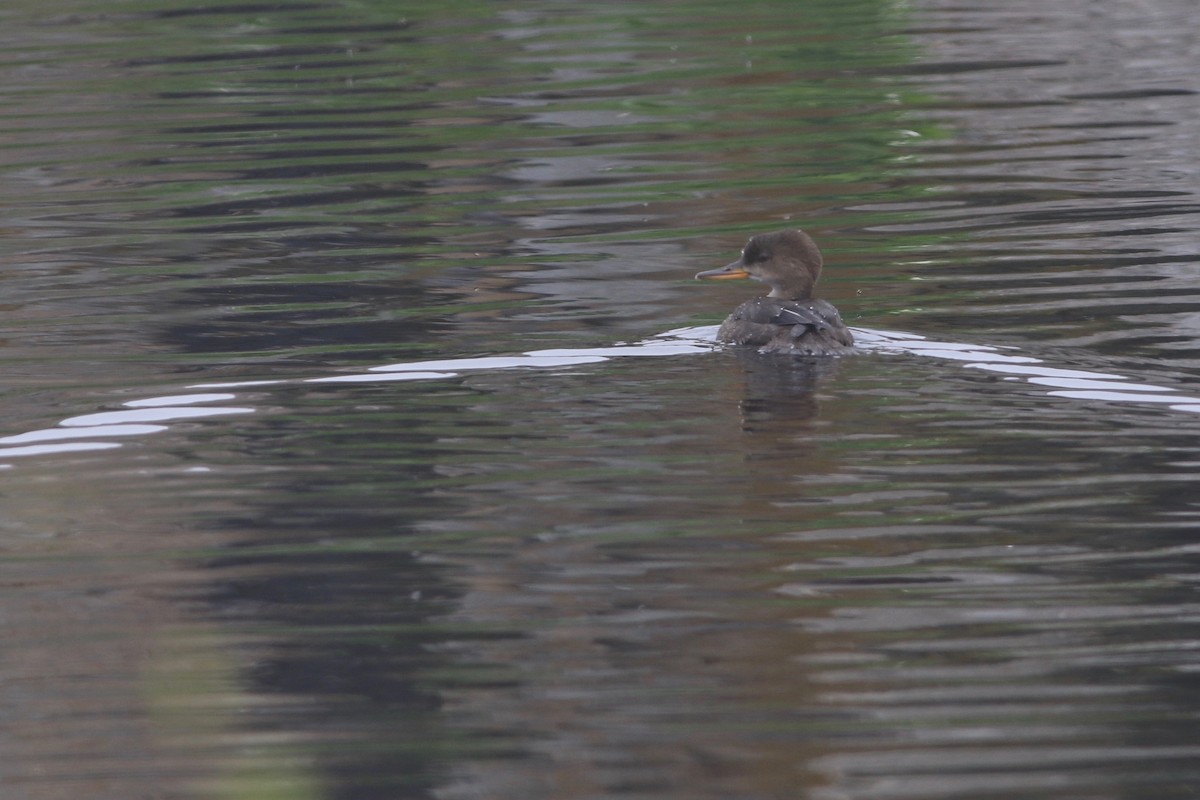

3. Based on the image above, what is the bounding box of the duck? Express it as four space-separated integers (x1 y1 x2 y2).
695 229 855 355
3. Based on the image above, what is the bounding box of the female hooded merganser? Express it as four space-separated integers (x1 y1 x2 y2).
696 229 854 355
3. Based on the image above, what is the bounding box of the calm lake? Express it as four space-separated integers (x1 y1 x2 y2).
3 1 1200 798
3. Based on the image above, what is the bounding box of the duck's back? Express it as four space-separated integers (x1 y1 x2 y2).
717 296 854 355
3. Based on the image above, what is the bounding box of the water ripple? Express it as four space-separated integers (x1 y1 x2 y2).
6 324 1200 468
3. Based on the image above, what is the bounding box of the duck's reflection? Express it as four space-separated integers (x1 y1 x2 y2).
731 348 841 430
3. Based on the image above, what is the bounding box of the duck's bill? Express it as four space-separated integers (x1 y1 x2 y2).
695 260 750 280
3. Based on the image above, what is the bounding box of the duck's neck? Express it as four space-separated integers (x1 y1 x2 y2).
764 261 818 300
767 282 813 300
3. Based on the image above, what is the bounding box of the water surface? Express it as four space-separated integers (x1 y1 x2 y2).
3 1 1200 798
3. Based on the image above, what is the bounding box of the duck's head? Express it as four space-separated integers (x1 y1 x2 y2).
695 229 823 300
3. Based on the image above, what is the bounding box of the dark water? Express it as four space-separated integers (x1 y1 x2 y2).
4 0 1200 798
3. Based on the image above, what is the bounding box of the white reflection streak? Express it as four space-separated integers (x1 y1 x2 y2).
4 322 1199 467
853 327 1200 412
0 329 719 464
0 392 256 461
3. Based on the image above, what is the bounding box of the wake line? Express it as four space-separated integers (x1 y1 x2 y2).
852 329 1200 410
2 326 1197 465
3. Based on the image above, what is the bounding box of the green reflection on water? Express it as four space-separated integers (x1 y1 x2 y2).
2 0 949 377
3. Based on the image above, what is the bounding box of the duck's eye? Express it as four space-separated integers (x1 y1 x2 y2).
743 246 767 263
